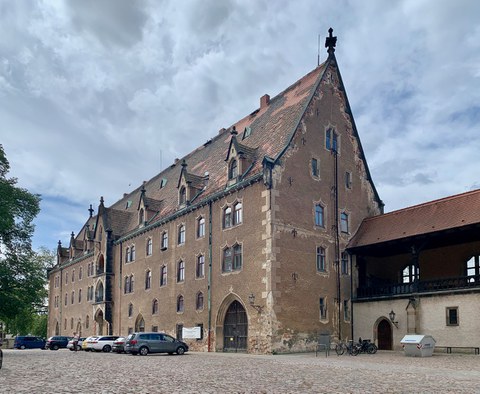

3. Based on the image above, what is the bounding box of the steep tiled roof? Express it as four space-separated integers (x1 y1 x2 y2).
101 61 329 237
348 189 480 249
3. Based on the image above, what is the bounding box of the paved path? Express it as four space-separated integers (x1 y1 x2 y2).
0 349 479 393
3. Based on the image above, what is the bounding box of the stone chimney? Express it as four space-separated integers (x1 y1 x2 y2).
260 94 270 109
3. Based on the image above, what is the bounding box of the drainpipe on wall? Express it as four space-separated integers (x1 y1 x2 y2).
332 148 341 340
119 241 123 336
350 254 354 342
207 200 213 352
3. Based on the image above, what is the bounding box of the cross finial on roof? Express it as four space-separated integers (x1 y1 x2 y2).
230 126 238 136
181 159 187 169
88 204 94 217
325 27 337 55
100 196 104 205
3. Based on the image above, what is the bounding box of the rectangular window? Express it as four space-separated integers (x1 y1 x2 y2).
223 207 232 228
326 129 338 152
152 326 158 332
343 300 350 321
160 266 167 286
311 158 319 177
233 245 242 270
341 252 349 275
446 307 459 326
345 171 352 189
197 217 205 238
177 261 185 282
178 225 185 245
146 239 153 256
316 247 326 272
319 297 327 320
196 323 204 340
315 204 324 227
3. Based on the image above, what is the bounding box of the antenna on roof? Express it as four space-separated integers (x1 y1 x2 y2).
317 33 321 66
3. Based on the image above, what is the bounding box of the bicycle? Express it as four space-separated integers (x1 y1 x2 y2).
335 340 359 356
357 337 378 354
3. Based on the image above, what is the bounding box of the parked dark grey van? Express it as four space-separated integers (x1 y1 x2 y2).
14 336 46 350
125 332 188 356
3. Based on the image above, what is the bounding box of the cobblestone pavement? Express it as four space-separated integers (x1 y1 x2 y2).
1 349 480 393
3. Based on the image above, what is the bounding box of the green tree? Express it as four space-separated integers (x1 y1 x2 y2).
0 144 43 322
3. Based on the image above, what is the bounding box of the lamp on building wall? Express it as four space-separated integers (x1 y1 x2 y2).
248 293 264 313
389 310 399 328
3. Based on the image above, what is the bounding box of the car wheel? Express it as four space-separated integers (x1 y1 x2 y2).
139 346 149 356
102 345 111 352
176 347 185 355
20 345 26 350
52 344 59 350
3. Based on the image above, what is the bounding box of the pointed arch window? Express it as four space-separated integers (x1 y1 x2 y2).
130 245 136 261
146 238 153 256
86 315 90 329
223 206 232 228
177 260 185 282
196 255 205 278
178 225 185 245
152 299 159 315
326 128 338 152
229 159 238 180
145 270 152 290
233 202 242 225
161 231 168 250
95 281 104 302
78 289 82 303
128 303 133 318
196 292 204 310
125 247 130 263
197 217 205 238
160 265 167 287
177 295 184 313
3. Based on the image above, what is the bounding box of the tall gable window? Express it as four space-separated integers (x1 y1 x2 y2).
315 204 324 227
146 238 153 256
160 265 167 287
229 159 238 180
340 213 349 233
179 186 186 205
139 208 144 225
326 128 338 152
316 247 326 272
197 217 205 238
178 224 185 245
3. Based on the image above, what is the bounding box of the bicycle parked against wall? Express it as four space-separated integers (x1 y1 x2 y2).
357 337 378 354
335 340 359 356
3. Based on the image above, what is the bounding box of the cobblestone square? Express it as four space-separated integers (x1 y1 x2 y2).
1 349 479 393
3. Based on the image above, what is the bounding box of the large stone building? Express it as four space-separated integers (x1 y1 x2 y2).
47 30 385 354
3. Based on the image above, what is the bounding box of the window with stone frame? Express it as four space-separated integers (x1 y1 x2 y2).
196 255 205 278
161 231 168 250
146 238 153 256
130 245 136 261
139 208 145 225
223 206 232 229
179 186 186 205
79 267 83 280
222 244 242 272
197 217 205 238
316 246 326 272
446 307 459 326
312 158 320 177
340 212 349 233
233 244 242 270
178 224 185 245
345 171 352 189
343 299 350 321
125 247 130 263
177 260 185 282
222 247 233 272
71 291 75 305
326 128 338 152
78 289 82 303
128 303 133 318
315 204 324 227
72 269 75 282
319 297 327 320
233 202 242 225
160 265 167 286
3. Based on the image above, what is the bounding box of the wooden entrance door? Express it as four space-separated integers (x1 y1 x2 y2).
223 301 248 352
378 319 392 350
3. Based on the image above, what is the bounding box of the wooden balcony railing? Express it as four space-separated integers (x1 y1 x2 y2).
357 274 480 299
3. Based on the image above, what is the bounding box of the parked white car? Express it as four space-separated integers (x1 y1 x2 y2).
90 336 120 352
82 336 99 351
67 337 85 351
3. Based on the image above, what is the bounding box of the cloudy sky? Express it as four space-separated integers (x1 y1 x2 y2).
1 0 479 251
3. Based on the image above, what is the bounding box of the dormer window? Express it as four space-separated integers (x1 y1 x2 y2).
179 186 186 205
139 208 144 225
229 159 238 180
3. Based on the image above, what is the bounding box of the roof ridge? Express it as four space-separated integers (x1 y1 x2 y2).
364 188 480 222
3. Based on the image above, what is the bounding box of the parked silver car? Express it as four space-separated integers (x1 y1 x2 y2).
125 332 188 356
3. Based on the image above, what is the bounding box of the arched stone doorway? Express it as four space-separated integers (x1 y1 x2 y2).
223 300 248 352
95 309 104 335
377 318 393 350
135 314 145 332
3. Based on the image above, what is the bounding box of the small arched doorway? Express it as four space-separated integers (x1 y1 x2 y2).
377 318 393 350
223 300 248 352
135 314 145 332
95 309 104 335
